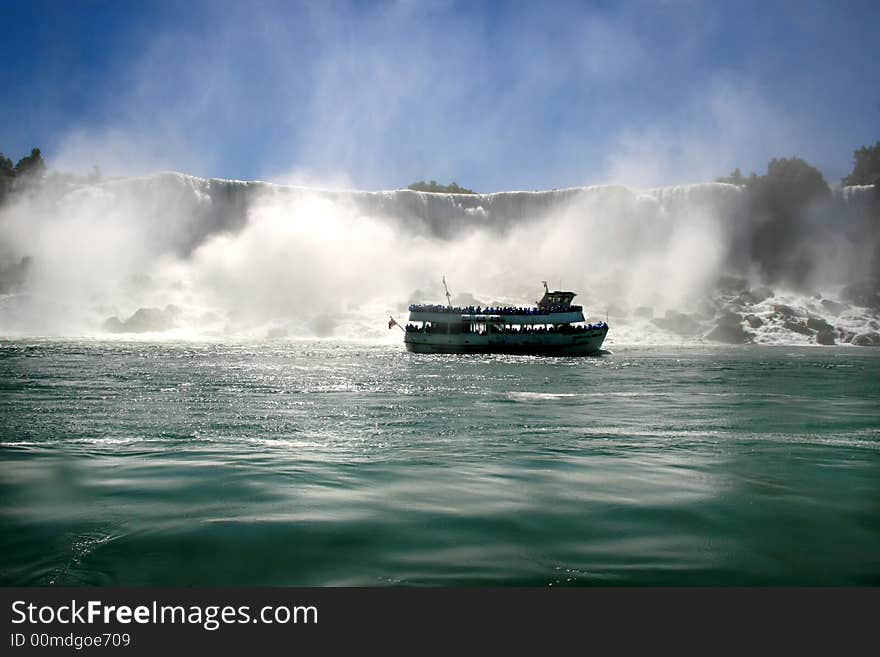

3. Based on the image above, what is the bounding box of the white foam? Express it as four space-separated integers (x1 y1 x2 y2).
1 174 877 345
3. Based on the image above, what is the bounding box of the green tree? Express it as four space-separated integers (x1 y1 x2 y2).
0 152 14 203
749 157 831 285
842 141 880 186
407 179 475 194
716 168 749 186
14 148 46 178
760 157 830 208
0 153 13 178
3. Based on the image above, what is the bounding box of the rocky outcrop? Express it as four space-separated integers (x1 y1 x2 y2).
738 286 774 305
851 331 880 346
820 299 846 315
652 311 702 336
705 312 753 344
836 328 856 343
806 317 833 332
772 304 798 319
815 329 836 345
783 320 812 335
103 305 180 333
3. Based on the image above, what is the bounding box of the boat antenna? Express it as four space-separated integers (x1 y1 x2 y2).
442 275 453 308
542 281 549 294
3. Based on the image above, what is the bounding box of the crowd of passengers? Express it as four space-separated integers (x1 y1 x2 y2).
405 321 607 334
409 304 584 315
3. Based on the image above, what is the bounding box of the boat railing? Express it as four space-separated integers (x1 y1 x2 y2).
409 304 583 315
405 321 608 334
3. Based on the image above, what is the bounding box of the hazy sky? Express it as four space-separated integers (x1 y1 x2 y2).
1 0 877 191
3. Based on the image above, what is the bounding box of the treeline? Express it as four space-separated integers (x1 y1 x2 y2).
716 142 880 285
842 141 880 187
1 148 46 203
1 147 107 208
718 141 880 188
0 147 45 179
0 148 44 292
407 180 476 194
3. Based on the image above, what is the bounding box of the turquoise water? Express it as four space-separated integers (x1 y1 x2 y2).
1 340 878 585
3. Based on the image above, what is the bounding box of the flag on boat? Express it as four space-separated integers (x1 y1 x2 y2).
388 317 398 329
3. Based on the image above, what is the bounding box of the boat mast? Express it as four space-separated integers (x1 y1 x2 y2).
442 275 453 308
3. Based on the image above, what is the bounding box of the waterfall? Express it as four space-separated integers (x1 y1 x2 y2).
0 172 876 342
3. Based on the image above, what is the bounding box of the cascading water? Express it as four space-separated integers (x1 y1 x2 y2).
0 172 877 344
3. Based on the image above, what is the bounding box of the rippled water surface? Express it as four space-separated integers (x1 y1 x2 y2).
1 340 878 585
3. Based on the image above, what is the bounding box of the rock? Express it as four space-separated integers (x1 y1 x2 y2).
836 328 856 343
821 299 846 315
806 317 833 332
739 286 773 305
695 298 719 317
752 286 774 303
705 323 753 344
783 319 812 335
705 312 753 344
727 297 748 311
102 316 125 332
633 306 653 319
103 306 178 333
652 311 701 336
745 314 764 329
122 307 175 332
772 304 798 318
815 329 836 345
851 331 880 347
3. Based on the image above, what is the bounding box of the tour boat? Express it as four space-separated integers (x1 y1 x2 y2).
394 281 608 355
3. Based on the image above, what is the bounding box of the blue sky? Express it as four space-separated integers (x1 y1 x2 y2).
1 0 878 191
